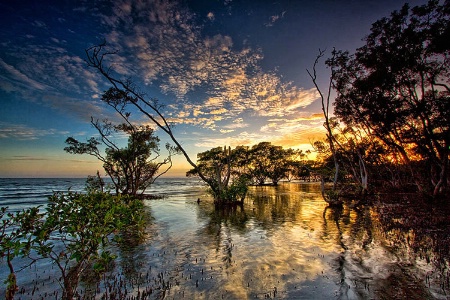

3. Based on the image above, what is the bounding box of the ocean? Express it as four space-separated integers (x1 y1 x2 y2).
0 177 206 212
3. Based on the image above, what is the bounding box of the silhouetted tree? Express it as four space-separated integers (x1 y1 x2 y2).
328 0 450 196
231 145 252 179
282 148 307 182
267 145 302 185
247 142 300 185
322 122 371 195
189 143 302 188
248 142 274 185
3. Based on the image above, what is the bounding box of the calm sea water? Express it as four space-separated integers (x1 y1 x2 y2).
0 177 205 211
0 178 447 299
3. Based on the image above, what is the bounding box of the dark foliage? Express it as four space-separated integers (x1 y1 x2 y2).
327 0 450 196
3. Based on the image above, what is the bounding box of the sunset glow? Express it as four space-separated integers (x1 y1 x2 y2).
0 0 430 178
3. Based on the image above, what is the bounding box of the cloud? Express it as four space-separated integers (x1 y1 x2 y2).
0 78 18 93
271 125 325 147
295 113 324 121
1 0 323 149
220 129 234 134
191 110 325 149
0 55 104 122
268 113 323 124
41 94 104 122
0 39 106 122
283 88 320 112
0 122 69 140
265 15 279 27
201 71 319 119
217 118 249 133
192 123 323 150
79 0 324 135
222 118 249 130
210 108 228 115
0 58 47 91
97 2 302 113
6 156 51 161
254 111 326 148
194 131 258 148
4 156 98 164
264 11 286 27
32 20 47 28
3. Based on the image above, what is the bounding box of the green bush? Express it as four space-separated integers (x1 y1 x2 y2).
1 191 146 300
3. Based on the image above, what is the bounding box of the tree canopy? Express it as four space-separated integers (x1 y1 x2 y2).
187 142 309 203
327 0 450 196
65 118 178 196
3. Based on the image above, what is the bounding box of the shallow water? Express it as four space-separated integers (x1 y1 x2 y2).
0 178 448 299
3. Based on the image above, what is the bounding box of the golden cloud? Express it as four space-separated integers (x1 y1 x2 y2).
210 108 228 115
220 129 234 133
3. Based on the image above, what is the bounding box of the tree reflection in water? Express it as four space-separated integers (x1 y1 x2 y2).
201 204 249 268
322 196 447 299
16 182 448 299
375 196 450 298
191 183 447 299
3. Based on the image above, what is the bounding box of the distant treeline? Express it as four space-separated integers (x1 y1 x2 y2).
186 142 319 186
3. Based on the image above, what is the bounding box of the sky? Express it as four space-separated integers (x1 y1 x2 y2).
0 0 429 178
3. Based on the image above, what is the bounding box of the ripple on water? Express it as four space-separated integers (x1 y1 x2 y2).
0 180 446 299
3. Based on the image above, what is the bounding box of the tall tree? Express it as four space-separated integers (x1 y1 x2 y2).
328 0 450 196
65 119 177 196
308 50 342 205
248 142 272 185
284 150 307 182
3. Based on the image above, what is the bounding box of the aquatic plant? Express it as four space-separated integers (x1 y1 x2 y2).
0 191 146 300
29 191 145 299
0 206 42 300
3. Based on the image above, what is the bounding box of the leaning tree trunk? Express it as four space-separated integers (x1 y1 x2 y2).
433 161 448 197
308 49 342 205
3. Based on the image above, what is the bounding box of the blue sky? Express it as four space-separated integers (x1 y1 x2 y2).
0 0 429 177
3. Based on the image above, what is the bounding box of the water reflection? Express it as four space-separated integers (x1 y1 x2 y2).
320 197 442 300
374 199 450 299
3 182 448 299
91 183 446 299
184 183 343 299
